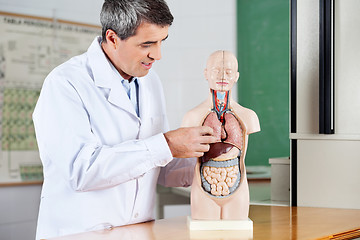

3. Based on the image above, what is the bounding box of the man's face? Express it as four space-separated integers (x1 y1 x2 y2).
205 51 239 92
104 22 169 80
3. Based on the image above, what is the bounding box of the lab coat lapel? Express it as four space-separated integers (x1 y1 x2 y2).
138 76 151 138
138 76 149 121
87 37 138 118
107 82 138 118
88 37 113 89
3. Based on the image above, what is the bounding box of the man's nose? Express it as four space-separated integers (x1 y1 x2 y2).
148 45 162 60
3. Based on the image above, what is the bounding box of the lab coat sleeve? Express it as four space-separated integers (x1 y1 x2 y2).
33 72 173 192
157 157 196 187
156 98 197 188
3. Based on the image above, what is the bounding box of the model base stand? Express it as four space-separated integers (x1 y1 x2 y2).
187 216 253 239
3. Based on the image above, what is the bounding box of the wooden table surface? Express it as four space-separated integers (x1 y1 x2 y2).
48 205 360 240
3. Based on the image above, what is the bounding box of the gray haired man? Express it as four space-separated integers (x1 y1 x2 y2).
33 0 216 239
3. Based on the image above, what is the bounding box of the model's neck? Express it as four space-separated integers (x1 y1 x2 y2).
210 89 231 122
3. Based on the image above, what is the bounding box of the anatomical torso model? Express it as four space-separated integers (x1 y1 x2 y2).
182 50 260 220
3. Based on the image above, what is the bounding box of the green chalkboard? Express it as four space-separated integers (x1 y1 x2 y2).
237 0 290 166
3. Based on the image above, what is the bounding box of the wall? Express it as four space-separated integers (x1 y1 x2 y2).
293 0 360 209
237 0 290 166
0 1 236 239
155 0 237 129
0 0 103 25
0 185 41 239
334 0 360 135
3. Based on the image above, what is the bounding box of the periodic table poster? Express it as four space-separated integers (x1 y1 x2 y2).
0 12 100 182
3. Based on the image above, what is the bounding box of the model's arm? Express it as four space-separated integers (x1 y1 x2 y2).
244 109 261 134
232 102 261 135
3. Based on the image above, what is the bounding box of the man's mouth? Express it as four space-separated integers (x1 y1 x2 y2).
141 61 153 70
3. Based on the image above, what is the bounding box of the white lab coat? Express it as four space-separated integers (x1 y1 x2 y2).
33 37 195 240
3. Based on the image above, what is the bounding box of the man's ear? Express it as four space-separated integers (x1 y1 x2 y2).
105 29 119 49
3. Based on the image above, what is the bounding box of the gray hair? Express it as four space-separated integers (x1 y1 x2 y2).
100 0 173 41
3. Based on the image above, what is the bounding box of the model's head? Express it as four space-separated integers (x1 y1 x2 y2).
204 50 239 92
100 0 173 41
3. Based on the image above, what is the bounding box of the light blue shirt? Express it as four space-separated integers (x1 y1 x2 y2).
121 78 139 117
107 58 140 117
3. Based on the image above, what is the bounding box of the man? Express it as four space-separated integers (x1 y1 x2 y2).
33 0 216 239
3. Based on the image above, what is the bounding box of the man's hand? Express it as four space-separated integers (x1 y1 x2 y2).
164 126 218 158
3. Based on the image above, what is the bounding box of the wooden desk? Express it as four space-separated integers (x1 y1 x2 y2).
48 205 360 240
0 180 42 187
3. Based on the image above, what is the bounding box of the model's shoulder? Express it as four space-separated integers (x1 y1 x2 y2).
230 101 260 134
231 101 256 116
181 101 210 127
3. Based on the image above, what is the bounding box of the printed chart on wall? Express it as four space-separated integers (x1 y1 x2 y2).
0 12 100 182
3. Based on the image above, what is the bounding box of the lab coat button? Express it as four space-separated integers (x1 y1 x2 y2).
134 213 139 218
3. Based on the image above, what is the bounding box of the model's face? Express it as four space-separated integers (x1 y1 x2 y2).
103 22 169 80
205 52 239 92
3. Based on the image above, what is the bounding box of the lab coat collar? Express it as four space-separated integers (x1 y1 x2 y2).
87 36 148 120
87 37 113 89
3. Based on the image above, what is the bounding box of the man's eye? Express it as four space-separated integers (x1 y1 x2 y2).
141 44 151 48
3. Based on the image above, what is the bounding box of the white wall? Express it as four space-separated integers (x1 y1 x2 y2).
0 185 42 240
293 0 360 209
0 1 236 239
295 0 319 134
0 0 103 25
334 0 360 135
297 140 360 208
155 0 237 129
295 0 360 136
